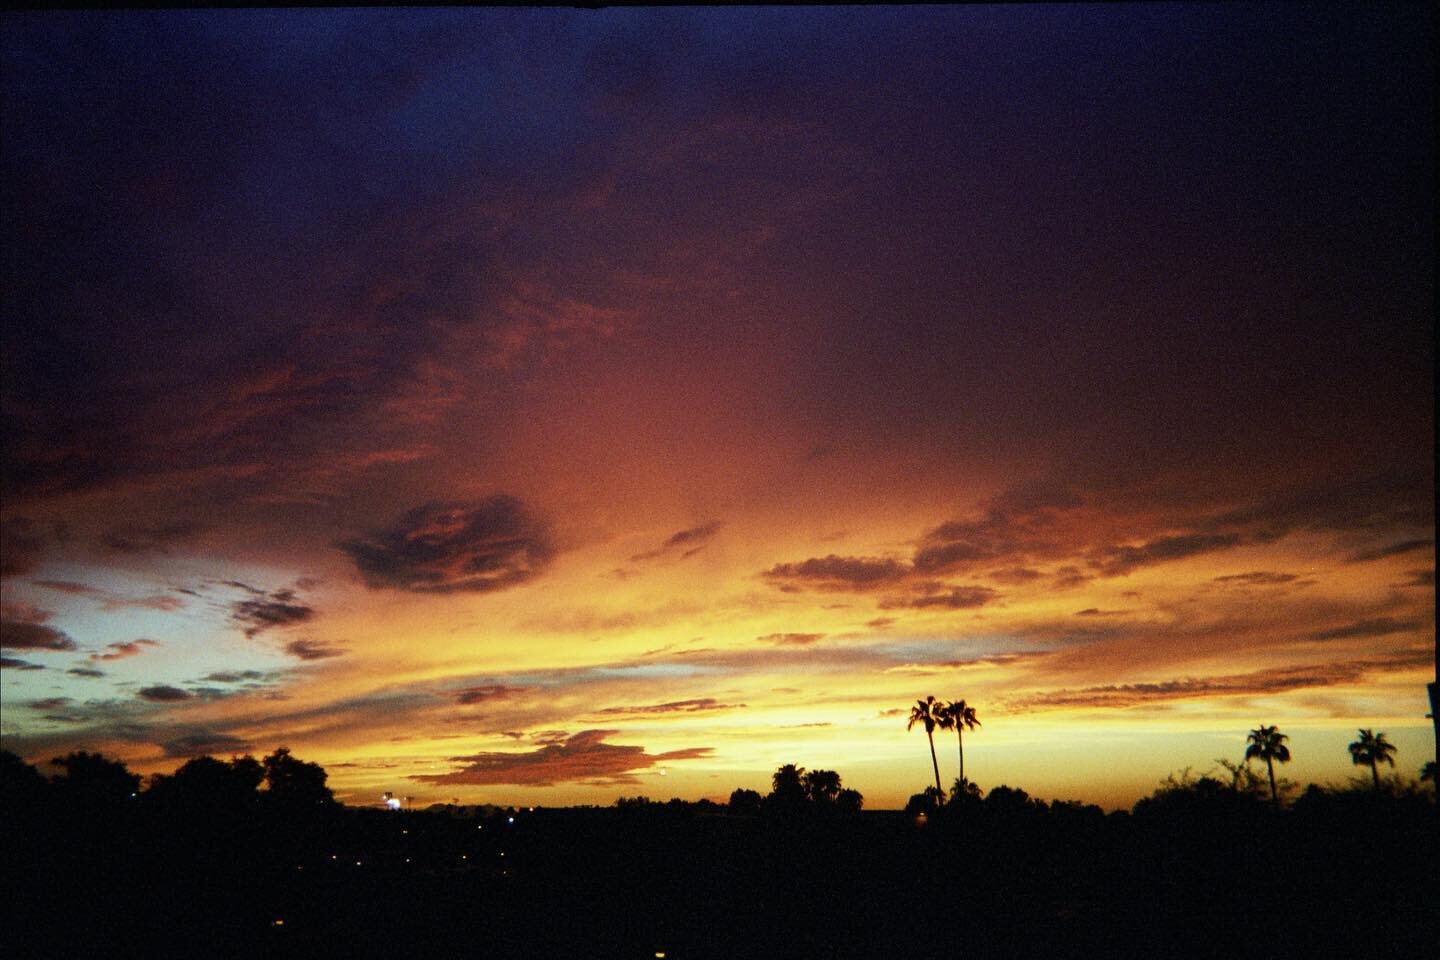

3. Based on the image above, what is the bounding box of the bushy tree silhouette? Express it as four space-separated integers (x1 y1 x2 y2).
728 787 763 815
148 754 264 812
801 768 842 804
749 766 861 816
50 750 140 804
904 785 946 816
948 776 982 808
766 763 807 813
0 750 49 807
262 746 334 807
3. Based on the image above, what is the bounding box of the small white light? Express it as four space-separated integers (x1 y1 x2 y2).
507 816 514 824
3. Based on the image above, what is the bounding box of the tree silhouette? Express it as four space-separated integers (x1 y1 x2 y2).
949 777 982 807
262 747 333 807
1214 757 1268 798
149 755 264 812
1347 729 1397 792
0 750 49 807
939 698 980 788
767 763 807 813
1244 725 1291 804
801 769 842 804
50 750 140 804
904 785 946 816
728 787 762 815
907 696 945 795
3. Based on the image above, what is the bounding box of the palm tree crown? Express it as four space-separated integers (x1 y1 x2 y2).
1348 728 1397 791
1244 724 1291 803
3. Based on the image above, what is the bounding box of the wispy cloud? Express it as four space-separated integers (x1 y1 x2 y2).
757 632 825 646
1005 651 1432 710
282 639 345 661
1212 571 1300 586
1347 538 1434 563
630 520 723 562
1312 617 1425 641
230 588 315 638
2 657 46 671
879 584 998 610
591 697 743 717
90 639 160 661
453 684 527 705
762 555 908 592
32 580 186 612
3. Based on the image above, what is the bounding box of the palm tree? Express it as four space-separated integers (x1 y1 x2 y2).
907 696 945 795
1347 729 1397 792
1244 724 1291 804
940 699 981 788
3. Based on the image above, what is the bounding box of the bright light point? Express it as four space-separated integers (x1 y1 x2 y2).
385 797 401 810
273 920 284 927
507 816 514 823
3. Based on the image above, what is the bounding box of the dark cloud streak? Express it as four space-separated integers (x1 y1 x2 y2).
338 498 553 594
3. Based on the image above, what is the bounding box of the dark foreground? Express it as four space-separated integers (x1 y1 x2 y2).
5 789 1435 960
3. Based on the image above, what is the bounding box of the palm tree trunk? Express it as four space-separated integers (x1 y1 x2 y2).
926 730 942 796
1266 757 1277 803
1370 759 1380 792
957 727 965 788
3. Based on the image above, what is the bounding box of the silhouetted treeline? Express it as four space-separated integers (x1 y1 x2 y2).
2 750 1434 959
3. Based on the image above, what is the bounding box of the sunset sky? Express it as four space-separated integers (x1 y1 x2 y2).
2 6 1433 810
